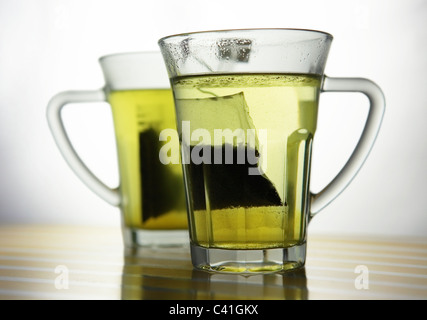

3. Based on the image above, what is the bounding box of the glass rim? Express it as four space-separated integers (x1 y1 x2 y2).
98 50 161 63
97 51 169 89
158 28 333 44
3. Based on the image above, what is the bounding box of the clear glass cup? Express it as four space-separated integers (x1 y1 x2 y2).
46 52 188 247
159 29 385 273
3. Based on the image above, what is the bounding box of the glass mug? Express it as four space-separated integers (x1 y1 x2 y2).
46 52 188 247
159 29 385 273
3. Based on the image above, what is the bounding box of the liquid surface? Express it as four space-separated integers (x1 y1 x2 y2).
172 74 320 248
109 89 187 230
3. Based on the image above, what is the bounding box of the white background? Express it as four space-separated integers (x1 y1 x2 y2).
0 0 426 237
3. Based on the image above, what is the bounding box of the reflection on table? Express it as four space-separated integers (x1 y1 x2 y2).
121 246 307 300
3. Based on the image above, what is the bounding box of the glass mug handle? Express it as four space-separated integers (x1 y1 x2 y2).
310 76 385 216
46 89 121 206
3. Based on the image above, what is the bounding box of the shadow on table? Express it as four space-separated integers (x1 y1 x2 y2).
120 246 308 300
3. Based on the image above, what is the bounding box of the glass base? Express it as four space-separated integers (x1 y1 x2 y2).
122 228 189 248
191 242 306 274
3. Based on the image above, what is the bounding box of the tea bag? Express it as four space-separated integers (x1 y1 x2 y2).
177 92 258 149
176 93 282 210
139 128 185 222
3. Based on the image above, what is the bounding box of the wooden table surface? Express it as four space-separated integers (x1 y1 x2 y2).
0 225 426 300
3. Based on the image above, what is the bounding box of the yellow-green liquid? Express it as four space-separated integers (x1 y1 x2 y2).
172 74 320 249
108 89 187 230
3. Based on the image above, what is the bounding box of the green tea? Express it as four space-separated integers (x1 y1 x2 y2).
109 89 187 230
172 74 320 249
